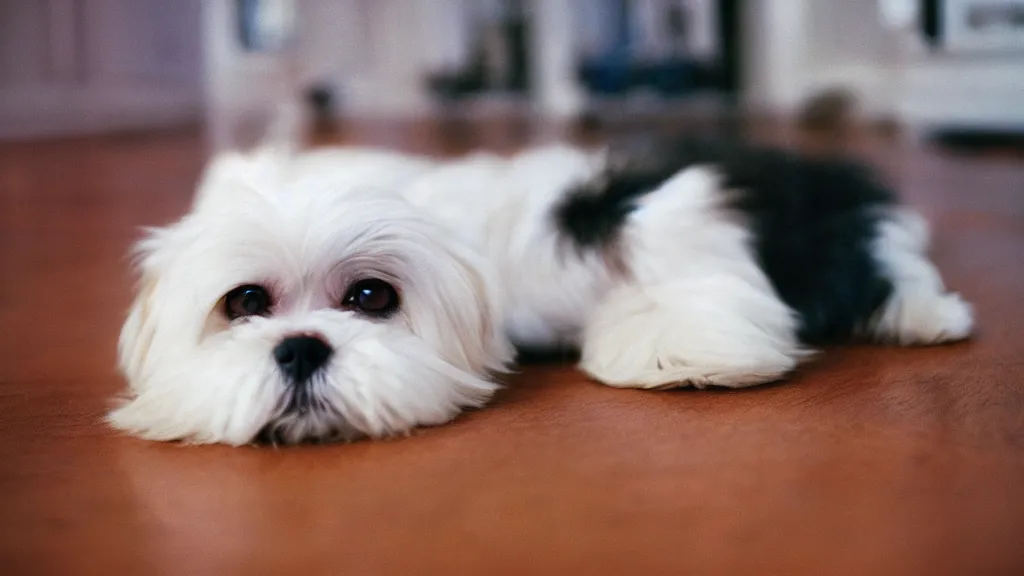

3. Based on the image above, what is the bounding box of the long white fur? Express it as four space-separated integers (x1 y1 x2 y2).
112 144 973 445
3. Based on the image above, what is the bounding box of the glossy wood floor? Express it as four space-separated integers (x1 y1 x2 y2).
1 119 1023 575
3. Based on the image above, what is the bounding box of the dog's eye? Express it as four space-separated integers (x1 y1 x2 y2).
224 285 271 320
342 279 399 317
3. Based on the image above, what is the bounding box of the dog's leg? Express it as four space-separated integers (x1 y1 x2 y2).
578 275 808 389
866 209 974 345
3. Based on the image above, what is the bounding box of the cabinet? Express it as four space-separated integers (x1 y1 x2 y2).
0 0 202 139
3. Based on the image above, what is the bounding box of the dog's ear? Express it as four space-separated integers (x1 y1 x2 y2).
117 230 170 389
191 151 258 211
433 242 515 377
194 100 304 210
191 146 293 212
118 270 158 388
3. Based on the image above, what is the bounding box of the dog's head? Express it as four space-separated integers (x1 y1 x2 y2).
111 150 512 445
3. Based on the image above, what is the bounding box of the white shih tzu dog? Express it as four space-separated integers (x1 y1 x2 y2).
111 136 974 445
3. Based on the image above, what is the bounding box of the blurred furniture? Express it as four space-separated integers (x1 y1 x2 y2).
908 0 1024 133
234 0 740 124
5 0 1020 140
748 0 1024 133
922 0 1024 53
0 0 202 140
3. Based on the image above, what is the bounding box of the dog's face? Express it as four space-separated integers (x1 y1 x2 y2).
111 151 512 445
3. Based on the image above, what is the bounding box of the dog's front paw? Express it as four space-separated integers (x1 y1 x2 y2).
579 346 801 390
578 279 807 391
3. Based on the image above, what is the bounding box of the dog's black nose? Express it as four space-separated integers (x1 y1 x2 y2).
273 336 332 383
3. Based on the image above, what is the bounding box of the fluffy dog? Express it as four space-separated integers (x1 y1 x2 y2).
111 137 973 445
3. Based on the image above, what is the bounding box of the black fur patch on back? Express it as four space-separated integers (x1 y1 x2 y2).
553 159 675 250
552 136 897 343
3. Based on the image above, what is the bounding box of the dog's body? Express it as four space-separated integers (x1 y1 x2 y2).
112 138 973 445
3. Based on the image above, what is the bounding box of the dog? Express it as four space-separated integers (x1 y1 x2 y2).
111 136 974 445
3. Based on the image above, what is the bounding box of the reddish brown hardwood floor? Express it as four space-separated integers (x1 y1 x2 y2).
1 122 1023 575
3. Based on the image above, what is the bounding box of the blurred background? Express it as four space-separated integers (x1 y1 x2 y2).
0 0 1022 149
